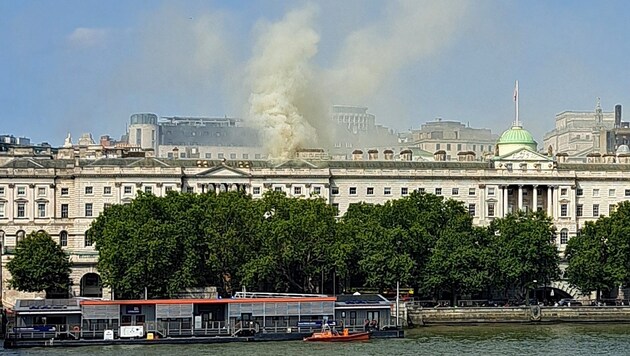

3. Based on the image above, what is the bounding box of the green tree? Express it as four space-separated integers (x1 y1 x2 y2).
488 210 560 302
565 219 614 300
596 201 630 291
7 231 72 298
240 191 338 293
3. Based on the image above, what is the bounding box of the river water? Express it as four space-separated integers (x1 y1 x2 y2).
3 324 630 355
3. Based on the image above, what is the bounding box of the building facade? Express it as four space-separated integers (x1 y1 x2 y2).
405 118 499 161
3 122 630 306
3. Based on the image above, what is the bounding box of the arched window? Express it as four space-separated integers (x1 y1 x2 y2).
560 229 569 245
60 231 68 247
16 230 25 244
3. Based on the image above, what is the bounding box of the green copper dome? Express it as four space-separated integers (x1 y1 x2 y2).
497 125 537 145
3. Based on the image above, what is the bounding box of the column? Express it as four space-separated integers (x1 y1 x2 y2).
503 185 509 217
479 185 485 221
570 185 577 222
547 186 553 217
518 185 523 211
532 185 538 212
553 185 560 219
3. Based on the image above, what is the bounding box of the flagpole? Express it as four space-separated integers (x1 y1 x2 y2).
515 80 519 126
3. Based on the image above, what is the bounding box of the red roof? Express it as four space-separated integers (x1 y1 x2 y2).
80 297 337 306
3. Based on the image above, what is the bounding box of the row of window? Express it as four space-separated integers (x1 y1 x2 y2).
433 144 494 152
0 230 92 248
252 186 323 196
0 202 114 219
0 185 169 197
166 152 264 159
330 186 480 197
576 188 630 198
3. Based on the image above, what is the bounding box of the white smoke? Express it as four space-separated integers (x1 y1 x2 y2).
247 5 321 160
326 0 470 106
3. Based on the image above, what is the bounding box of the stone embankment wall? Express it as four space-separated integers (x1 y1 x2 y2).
406 305 630 325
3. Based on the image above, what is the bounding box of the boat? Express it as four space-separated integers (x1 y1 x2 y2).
304 324 371 342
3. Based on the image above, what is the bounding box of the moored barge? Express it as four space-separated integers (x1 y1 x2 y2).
3 292 403 348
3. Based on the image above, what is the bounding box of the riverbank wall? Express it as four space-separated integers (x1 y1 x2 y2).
406 305 630 325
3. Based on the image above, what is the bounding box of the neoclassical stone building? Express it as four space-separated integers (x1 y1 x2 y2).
2 122 630 306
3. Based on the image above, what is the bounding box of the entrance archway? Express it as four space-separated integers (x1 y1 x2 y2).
80 273 102 297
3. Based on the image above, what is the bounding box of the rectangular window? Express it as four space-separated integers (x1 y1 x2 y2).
610 204 617 214
144 186 152 194
104 186 112 195
186 186 194 193
577 188 583 196
473 144 476 151
274 186 283 192
218 153 224 159
167 152 173 159
37 203 46 218
367 187 374 195
294 186 302 195
417 188 425 193
85 203 93 217
384 187 391 195
332 203 339 215
446 143 451 150
17 186 26 196
38 187 46 196
349 187 357 195
230 153 237 159
0 202 4 218
85 186 93 195
165 186 173 193
243 154 249 159
593 189 600 197
487 187 495 196
452 188 459 196
560 188 568 196
435 188 442 195
313 186 321 195
61 204 69 218
61 187 69 195
457 144 462 151
205 153 212 159
331 186 339 195
17 202 25 217
401 187 409 195
104 203 112 210
593 204 600 217
576 204 583 217
60 232 67 247
468 203 476 217
469 188 476 196
124 186 132 194
180 153 185 158
0 186 4 195
609 189 616 197
488 203 495 217
436 143 441 150
85 235 93 247
626 189 630 197
253 187 261 195
255 154 261 159
560 204 568 217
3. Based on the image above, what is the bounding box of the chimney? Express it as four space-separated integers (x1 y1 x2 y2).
368 149 378 160
400 149 413 161
383 149 394 160
615 104 622 128
352 149 364 161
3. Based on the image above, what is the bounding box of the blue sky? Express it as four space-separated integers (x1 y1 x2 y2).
2 0 630 145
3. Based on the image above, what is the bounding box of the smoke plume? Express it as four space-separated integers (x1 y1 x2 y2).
247 5 321 160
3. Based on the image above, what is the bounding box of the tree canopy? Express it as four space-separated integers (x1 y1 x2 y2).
7 231 72 298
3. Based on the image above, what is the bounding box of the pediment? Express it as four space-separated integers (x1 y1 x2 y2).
496 148 551 162
196 165 250 177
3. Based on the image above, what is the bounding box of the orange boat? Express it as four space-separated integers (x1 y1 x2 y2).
304 325 371 342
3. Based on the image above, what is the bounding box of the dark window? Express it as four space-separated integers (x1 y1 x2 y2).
61 204 69 218
85 203 93 217
560 229 569 244
60 231 68 247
